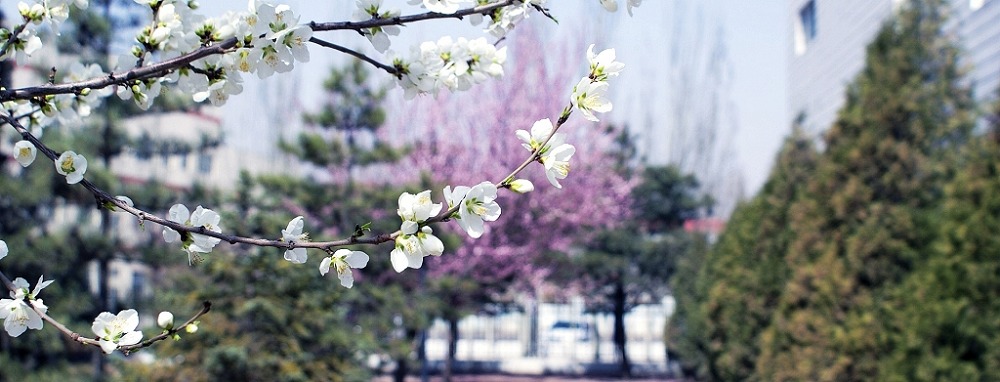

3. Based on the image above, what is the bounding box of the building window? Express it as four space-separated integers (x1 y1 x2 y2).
794 1 818 55
800 1 817 41
198 152 213 174
971 0 985 11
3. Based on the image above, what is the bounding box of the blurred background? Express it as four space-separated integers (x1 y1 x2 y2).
1 0 999 381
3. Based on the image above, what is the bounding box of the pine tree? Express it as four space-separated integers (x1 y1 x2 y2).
696 130 818 381
756 0 975 380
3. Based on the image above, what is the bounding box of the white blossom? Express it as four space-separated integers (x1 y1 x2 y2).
571 78 612 122
91 309 143 354
389 36 505 97
55 151 88 184
13 140 36 167
319 249 369 288
587 44 624 81
162 204 223 265
408 0 468 14
599 0 618 12
0 240 7 261
444 181 501 239
397 190 442 233
541 142 575 189
281 216 308 264
188 206 223 253
390 226 444 273
0 276 53 337
516 118 561 153
354 0 401 53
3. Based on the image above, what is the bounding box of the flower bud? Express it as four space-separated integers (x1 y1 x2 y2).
157 311 174 329
509 179 534 194
185 322 199 333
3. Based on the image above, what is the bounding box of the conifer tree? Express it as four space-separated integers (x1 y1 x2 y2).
696 130 818 381
877 96 1000 380
756 0 975 379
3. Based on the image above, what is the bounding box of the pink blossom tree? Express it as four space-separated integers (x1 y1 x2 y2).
387 30 635 372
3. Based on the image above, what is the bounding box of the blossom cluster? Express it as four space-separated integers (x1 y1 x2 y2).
571 44 623 122
353 0 401 53
517 118 575 188
390 36 508 99
0 240 51 337
278 217 371 289
467 0 547 38
0 0 558 138
8 138 88 185
162 204 223 265
391 190 446 271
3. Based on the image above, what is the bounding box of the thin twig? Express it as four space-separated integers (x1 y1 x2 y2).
309 0 519 31
0 269 211 354
119 301 212 355
308 37 398 76
0 38 238 101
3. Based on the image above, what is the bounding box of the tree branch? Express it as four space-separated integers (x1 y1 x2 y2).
308 37 398 77
0 269 210 355
119 301 212 355
309 0 520 31
0 0 533 102
0 38 237 101
1 95 580 257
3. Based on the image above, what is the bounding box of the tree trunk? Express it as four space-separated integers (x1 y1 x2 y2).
593 313 601 362
444 318 459 382
613 278 631 378
92 255 110 380
527 300 539 357
393 356 408 382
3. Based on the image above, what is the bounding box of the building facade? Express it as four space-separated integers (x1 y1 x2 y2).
789 0 1000 132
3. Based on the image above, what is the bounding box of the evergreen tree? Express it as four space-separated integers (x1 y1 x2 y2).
666 234 711 380
583 165 706 377
756 0 975 380
693 130 818 381
877 97 1000 381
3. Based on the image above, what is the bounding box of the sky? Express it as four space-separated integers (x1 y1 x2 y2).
3 0 790 199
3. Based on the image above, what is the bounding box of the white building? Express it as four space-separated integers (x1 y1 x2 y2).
789 0 1000 132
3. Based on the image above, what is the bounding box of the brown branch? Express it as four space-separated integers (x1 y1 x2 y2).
0 38 238 102
0 112 400 253
119 301 212 355
308 37 398 76
0 269 210 355
0 0 532 102
0 0 583 259
0 96 578 256
309 0 519 31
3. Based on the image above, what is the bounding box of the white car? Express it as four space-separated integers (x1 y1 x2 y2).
545 321 591 343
